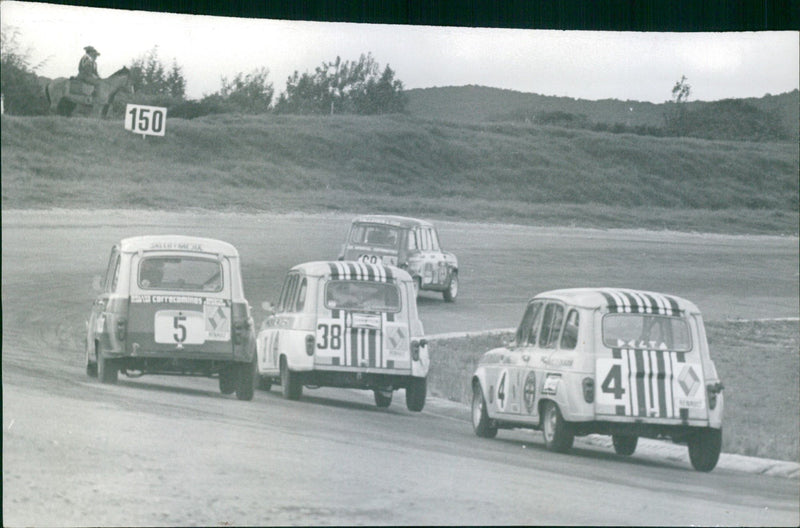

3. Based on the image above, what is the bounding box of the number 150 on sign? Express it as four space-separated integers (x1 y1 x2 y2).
125 104 167 137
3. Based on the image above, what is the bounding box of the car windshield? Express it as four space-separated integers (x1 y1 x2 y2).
602 314 691 352
349 224 401 248
138 256 223 292
325 280 401 312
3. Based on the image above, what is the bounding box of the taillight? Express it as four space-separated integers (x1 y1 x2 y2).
582 377 594 403
410 339 427 361
116 318 127 341
707 382 724 410
232 302 251 345
305 334 315 356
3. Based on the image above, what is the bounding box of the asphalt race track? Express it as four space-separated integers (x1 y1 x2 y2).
2 210 799 526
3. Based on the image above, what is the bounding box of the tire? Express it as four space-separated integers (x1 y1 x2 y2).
405 377 427 412
471 383 498 438
443 272 458 303
374 390 393 408
97 350 118 384
612 435 638 456
85 340 98 378
541 401 574 453
235 359 257 401
280 358 302 400
219 365 236 394
688 428 722 472
257 376 272 391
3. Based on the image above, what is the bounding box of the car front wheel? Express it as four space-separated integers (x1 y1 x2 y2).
374 390 393 408
472 383 498 438
612 435 638 456
542 401 574 453
85 340 98 378
688 428 722 472
235 359 256 401
443 272 458 303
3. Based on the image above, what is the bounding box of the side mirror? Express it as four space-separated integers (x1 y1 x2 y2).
261 301 276 316
91 275 103 293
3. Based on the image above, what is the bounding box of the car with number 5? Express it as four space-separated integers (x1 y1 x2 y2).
85 235 257 400
256 261 429 411
338 215 459 302
471 288 724 471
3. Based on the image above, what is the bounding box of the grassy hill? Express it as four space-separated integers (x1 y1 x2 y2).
2 112 797 234
405 86 800 140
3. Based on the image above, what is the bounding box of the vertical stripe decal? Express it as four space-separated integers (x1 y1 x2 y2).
634 349 647 416
656 350 668 418
601 291 618 313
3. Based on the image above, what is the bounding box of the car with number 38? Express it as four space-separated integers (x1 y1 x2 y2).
256 261 429 411
471 288 724 471
85 235 257 400
338 215 459 302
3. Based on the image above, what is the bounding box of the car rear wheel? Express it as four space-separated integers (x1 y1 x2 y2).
280 358 303 400
688 428 722 472
472 383 498 438
97 350 118 384
235 359 256 401
85 340 98 378
219 365 236 394
612 435 638 456
374 390 393 408
257 376 272 391
405 377 426 412
542 401 574 453
443 272 458 303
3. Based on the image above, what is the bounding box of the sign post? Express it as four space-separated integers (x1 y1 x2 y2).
124 104 167 138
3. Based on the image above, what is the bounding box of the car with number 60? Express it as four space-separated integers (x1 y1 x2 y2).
85 235 257 400
338 215 459 302
471 288 724 472
256 261 429 411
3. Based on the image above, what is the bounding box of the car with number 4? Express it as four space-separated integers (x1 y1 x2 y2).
471 288 724 471
85 235 257 400
256 261 429 411
338 215 459 302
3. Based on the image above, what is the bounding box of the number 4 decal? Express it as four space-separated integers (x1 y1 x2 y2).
601 364 626 399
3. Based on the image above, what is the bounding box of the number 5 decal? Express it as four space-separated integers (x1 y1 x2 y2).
173 315 187 343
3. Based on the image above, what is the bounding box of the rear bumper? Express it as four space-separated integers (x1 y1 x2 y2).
569 419 718 440
297 369 422 390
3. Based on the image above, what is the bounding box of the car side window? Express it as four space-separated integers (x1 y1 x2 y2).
103 248 119 293
277 274 297 313
538 303 565 349
420 229 431 251
514 301 543 345
294 278 307 312
560 309 580 350
429 228 441 251
108 254 120 293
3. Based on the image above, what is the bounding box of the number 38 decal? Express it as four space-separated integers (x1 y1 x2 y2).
317 323 342 350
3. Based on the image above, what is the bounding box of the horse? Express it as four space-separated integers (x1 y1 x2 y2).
45 67 134 118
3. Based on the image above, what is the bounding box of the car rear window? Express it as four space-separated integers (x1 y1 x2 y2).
138 256 223 292
349 224 401 248
325 280 401 312
602 314 691 352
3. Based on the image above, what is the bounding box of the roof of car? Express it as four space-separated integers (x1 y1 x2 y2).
350 215 434 229
532 287 700 315
291 260 413 282
119 235 240 257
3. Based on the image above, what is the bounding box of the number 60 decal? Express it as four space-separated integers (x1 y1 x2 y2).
125 104 167 136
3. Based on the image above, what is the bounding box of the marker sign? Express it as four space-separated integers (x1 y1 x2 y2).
125 104 167 137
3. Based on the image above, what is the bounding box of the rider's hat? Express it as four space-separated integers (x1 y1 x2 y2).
84 46 100 56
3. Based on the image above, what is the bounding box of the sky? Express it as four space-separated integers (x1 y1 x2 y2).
2 1 798 103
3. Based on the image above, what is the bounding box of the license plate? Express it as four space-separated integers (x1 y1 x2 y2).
155 310 205 345
351 313 381 329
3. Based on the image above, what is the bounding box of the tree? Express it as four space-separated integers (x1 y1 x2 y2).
0 25 49 115
665 75 692 135
129 47 186 98
212 67 274 114
275 53 407 115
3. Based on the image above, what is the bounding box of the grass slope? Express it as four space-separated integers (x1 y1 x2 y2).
428 320 800 462
2 113 797 234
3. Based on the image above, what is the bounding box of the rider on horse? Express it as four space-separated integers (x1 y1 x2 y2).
76 46 101 94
